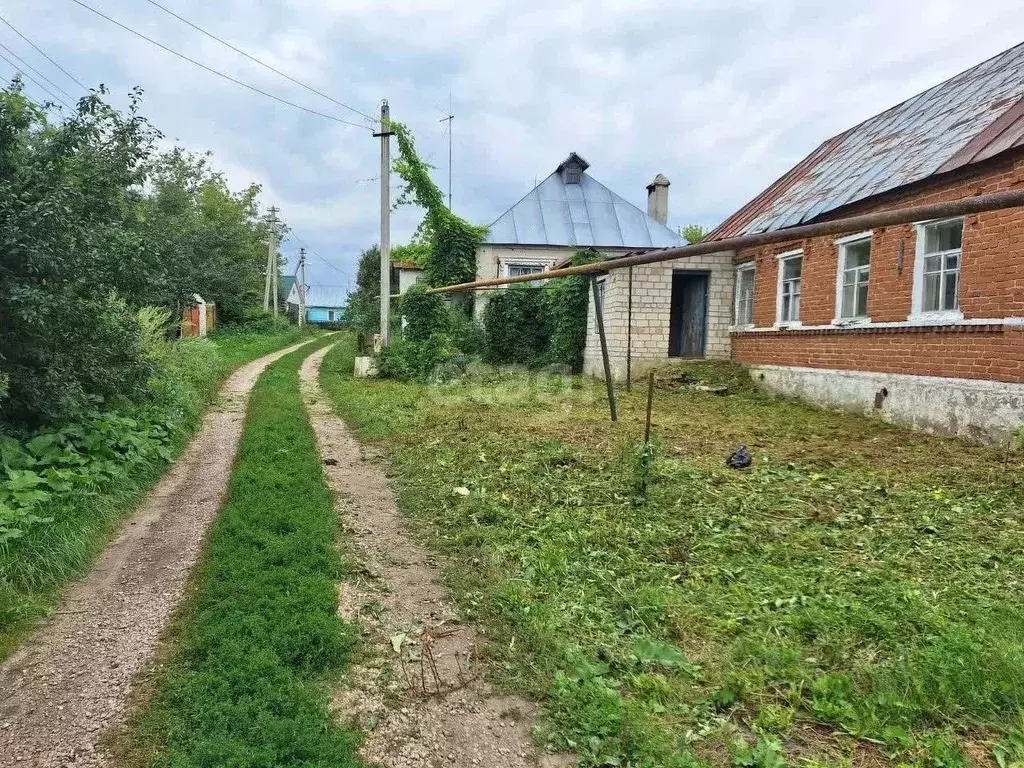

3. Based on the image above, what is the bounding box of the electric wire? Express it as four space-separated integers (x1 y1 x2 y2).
142 0 377 126
0 12 88 90
0 50 72 109
66 0 371 130
0 40 74 99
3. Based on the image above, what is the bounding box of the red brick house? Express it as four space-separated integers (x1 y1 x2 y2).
708 43 1024 443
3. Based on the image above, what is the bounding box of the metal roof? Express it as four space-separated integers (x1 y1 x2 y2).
278 275 296 300
485 158 685 248
299 285 347 309
710 42 1024 240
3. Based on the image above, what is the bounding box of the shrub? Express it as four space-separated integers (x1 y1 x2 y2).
543 250 602 372
447 307 486 356
483 284 549 367
400 284 449 342
377 336 454 382
221 307 293 334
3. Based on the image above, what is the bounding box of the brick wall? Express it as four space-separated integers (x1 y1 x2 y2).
583 251 734 379
733 148 1024 383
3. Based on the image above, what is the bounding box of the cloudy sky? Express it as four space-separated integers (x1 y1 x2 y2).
3 0 1022 290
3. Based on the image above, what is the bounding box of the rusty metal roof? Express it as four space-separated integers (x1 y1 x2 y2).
710 42 1024 240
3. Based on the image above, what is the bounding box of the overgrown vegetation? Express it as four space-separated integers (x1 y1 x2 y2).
0 81 283 429
0 324 308 659
118 338 363 767
321 347 1024 768
483 249 602 371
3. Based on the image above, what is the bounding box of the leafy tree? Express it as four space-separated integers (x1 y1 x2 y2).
680 224 708 244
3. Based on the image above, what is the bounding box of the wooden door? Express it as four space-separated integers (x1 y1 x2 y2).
668 272 708 357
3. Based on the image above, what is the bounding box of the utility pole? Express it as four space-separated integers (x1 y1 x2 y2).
374 100 393 346
439 94 454 209
297 247 306 327
264 206 279 312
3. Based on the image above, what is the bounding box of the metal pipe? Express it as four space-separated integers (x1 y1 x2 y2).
424 188 1024 294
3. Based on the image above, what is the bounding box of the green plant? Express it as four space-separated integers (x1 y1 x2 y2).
483 284 550 366
399 283 449 342
543 250 602 372
680 224 708 244
117 338 362 767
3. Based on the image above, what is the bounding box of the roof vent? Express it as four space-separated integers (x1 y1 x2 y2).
557 152 590 185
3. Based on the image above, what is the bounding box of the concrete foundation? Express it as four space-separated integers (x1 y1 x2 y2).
751 364 1024 444
354 356 378 378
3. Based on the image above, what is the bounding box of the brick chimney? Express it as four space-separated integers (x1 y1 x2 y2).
646 174 670 226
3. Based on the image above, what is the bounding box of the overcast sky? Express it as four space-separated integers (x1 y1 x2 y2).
3 0 1022 290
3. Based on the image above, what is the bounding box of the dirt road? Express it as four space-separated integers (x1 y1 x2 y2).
0 338 316 767
300 345 570 768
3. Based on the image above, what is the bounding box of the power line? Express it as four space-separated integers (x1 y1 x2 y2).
141 0 377 126
0 51 72 109
0 40 74 100
286 232 352 281
66 0 371 130
0 12 88 91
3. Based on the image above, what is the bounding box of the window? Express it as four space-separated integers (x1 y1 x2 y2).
565 166 581 184
328 310 336 321
914 218 962 316
776 250 802 324
507 263 544 278
836 234 871 320
734 264 755 327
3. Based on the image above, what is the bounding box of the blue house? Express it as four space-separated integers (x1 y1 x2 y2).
286 284 347 324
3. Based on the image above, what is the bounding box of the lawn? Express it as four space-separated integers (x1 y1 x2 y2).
117 335 364 767
320 338 1024 768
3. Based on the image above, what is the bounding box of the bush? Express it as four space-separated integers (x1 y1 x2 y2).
221 307 293 334
447 307 486 356
543 250 601 372
377 336 454 382
483 284 549 367
400 284 449 342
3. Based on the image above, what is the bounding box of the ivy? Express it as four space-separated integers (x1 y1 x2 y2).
389 121 487 288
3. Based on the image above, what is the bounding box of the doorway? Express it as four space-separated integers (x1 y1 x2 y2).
668 271 708 357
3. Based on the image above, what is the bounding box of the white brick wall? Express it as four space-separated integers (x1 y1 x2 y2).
583 250 735 380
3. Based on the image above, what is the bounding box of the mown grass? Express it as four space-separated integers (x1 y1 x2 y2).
320 338 1024 768
0 328 312 660
118 336 364 768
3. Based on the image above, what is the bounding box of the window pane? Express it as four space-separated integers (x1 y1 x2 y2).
942 270 959 310
856 282 868 316
845 240 871 268
841 284 856 318
944 253 959 271
783 256 802 279
923 254 941 273
923 273 940 312
924 220 963 253
792 292 800 321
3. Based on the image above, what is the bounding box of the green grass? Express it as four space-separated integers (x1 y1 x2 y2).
319 339 1024 768
118 336 364 768
0 328 313 660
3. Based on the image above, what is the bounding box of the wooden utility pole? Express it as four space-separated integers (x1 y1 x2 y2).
297 247 306 327
374 101 393 346
439 95 453 209
264 206 279 312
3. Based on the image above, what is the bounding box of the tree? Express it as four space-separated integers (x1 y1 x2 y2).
680 224 708 244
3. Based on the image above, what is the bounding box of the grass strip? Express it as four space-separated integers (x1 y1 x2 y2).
0 328 313 660
119 337 364 767
319 339 1024 768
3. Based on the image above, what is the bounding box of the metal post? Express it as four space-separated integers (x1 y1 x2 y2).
626 266 633 392
591 276 617 423
378 100 392 346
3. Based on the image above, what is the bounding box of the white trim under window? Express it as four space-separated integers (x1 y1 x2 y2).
911 218 963 322
775 249 803 326
834 232 872 324
733 262 755 329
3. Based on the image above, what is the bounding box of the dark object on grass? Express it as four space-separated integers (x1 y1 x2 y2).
727 445 752 469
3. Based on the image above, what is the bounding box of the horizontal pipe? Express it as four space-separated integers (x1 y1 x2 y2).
422 188 1024 294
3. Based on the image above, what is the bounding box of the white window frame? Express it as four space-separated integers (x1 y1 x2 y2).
505 262 545 278
775 249 803 327
910 217 964 323
833 231 872 325
733 262 756 329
